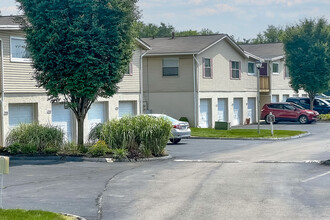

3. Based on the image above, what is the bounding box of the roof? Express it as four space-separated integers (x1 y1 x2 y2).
142 34 234 56
240 43 284 61
0 16 21 30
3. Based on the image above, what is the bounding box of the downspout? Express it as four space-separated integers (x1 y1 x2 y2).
193 54 200 127
0 39 4 147
140 50 148 114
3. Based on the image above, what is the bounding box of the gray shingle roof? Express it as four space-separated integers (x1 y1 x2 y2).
0 16 20 26
142 34 226 55
240 43 284 60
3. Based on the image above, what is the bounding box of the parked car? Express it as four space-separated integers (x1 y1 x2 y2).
286 97 330 114
147 114 191 144
261 102 319 124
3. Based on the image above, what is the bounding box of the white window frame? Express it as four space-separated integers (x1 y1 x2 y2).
10 36 32 63
203 58 212 78
162 57 179 76
247 62 256 75
272 62 279 74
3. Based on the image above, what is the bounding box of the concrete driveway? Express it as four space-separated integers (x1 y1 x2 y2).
2 122 330 220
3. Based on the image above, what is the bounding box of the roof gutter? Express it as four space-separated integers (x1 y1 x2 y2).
140 50 148 114
0 38 5 147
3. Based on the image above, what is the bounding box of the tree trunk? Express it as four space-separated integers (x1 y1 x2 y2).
77 116 85 146
309 92 316 111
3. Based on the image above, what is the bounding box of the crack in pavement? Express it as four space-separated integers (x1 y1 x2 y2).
96 164 143 220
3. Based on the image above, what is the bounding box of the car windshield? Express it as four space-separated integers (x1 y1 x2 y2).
323 99 330 105
291 103 305 110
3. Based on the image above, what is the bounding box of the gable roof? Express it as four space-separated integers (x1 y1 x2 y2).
141 34 247 57
0 16 21 30
240 43 285 61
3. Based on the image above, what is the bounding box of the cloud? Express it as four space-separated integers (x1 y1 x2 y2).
192 4 240 16
0 6 20 15
232 0 329 7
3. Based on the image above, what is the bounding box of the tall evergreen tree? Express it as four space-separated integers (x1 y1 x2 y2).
17 0 139 145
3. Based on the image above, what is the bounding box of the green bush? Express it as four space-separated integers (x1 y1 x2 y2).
112 148 128 161
318 114 330 121
58 143 88 156
101 115 172 158
88 123 103 144
88 140 110 157
6 123 64 153
179 117 189 123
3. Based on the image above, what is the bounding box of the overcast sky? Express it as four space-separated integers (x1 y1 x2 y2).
1 0 330 40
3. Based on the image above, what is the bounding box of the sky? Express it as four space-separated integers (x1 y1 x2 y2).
1 0 330 40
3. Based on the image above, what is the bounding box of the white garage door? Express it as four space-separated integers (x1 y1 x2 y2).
88 102 105 132
199 99 210 128
218 98 228 122
282 94 289 102
272 95 279 103
52 104 73 142
248 98 256 124
233 98 242 126
9 104 34 128
119 101 135 118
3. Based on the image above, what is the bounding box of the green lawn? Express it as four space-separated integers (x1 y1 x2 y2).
191 128 305 139
0 209 74 220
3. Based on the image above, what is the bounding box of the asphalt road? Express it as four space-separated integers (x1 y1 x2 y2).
2 122 330 220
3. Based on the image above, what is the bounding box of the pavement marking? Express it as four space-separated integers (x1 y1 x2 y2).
255 160 321 164
301 171 330 183
174 159 241 163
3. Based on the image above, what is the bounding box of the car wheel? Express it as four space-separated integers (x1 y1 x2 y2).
170 138 181 144
299 115 308 124
264 115 270 124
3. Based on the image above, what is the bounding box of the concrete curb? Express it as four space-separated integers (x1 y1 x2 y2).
8 155 173 163
190 132 311 141
61 213 87 220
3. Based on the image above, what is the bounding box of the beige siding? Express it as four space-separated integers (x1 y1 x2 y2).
143 55 194 93
0 30 44 93
270 60 292 91
198 39 257 92
117 49 142 93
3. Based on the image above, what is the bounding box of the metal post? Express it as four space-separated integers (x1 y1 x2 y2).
257 65 261 134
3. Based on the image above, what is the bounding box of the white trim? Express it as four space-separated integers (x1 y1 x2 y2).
10 36 32 63
135 38 151 50
145 52 197 56
270 55 285 61
140 50 148 114
0 25 20 30
247 62 256 76
0 38 4 147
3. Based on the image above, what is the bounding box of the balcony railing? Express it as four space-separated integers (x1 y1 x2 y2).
260 76 269 92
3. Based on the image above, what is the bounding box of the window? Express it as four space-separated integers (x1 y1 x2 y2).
248 62 255 75
268 104 282 109
272 63 279 74
203 58 212 78
162 58 179 76
300 99 310 105
284 104 295 110
125 62 132 76
10 37 31 62
231 61 240 79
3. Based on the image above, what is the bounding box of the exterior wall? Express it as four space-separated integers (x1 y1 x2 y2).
0 30 43 93
199 91 258 128
198 39 257 92
143 55 194 93
146 92 194 125
117 49 142 93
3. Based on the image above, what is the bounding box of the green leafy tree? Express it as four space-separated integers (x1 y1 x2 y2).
282 18 330 109
250 25 284 44
17 0 139 145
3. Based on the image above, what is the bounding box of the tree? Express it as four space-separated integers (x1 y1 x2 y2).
17 0 139 145
282 18 330 110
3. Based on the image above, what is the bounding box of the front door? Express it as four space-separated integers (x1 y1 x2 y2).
233 98 242 126
248 98 256 123
199 99 210 128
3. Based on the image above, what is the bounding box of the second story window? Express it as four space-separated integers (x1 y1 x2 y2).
272 63 279 74
162 58 179 76
203 58 212 78
285 65 290 78
125 62 132 76
231 61 240 79
248 62 255 75
10 36 31 62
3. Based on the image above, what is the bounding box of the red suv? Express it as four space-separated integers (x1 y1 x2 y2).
261 102 319 124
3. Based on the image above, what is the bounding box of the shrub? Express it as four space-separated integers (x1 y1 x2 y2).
6 143 38 155
6 123 64 153
88 140 110 157
179 117 189 123
101 115 172 158
88 123 103 144
318 114 330 121
112 148 128 161
58 143 88 156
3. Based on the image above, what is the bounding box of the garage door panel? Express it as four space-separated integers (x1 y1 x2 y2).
199 99 210 128
52 104 73 142
119 101 135 118
248 98 256 124
233 98 242 126
9 104 34 127
88 102 105 132
218 98 228 122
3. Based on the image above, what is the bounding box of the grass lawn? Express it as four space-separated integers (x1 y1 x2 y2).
191 128 305 139
0 209 75 220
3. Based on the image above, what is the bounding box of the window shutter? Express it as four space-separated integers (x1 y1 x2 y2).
210 58 213 78
202 58 205 77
